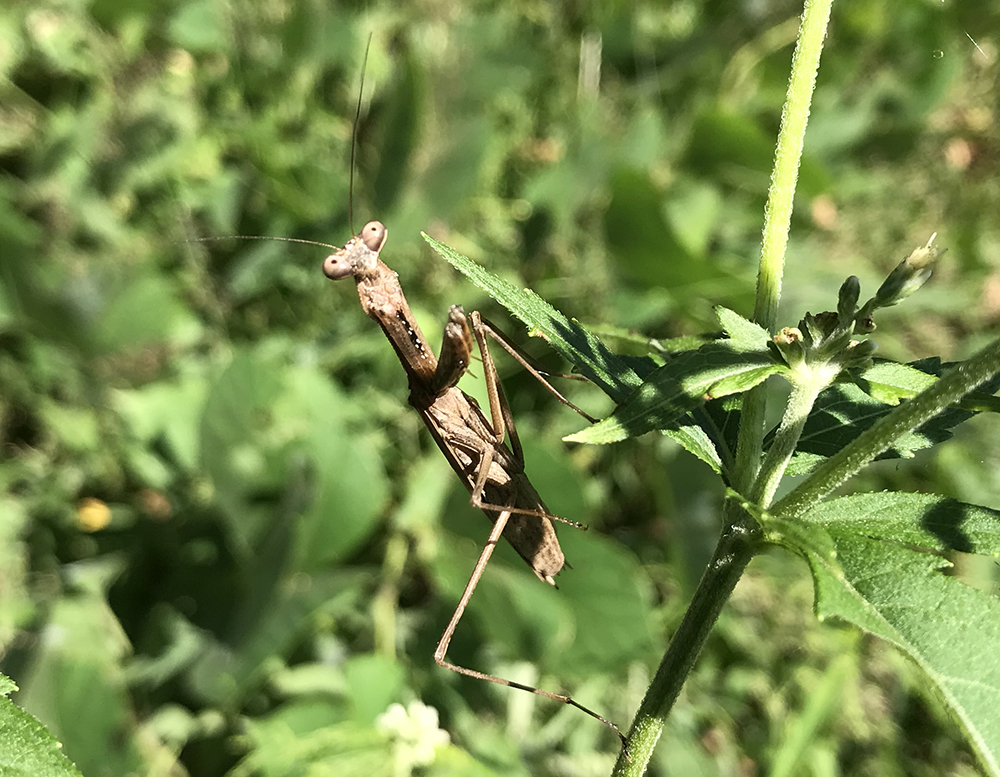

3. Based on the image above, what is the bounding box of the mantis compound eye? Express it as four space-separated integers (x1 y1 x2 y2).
360 221 387 253
323 252 354 280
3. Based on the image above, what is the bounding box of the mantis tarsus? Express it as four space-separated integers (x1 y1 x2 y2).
322 220 626 747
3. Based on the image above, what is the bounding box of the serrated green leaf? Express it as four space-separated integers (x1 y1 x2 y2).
663 424 724 474
421 236 733 471
0 673 84 777
707 363 781 398
801 493 1000 555
802 536 1000 774
715 306 771 351
421 233 645 401
565 343 780 444
853 360 937 405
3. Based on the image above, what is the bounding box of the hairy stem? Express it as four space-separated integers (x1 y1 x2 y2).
612 501 760 776
733 0 833 495
752 368 834 507
616 3 834 773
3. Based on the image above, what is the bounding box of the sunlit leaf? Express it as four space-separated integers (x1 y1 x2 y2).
852 360 937 404
0 674 83 777
801 492 1000 555
566 343 781 445
802 536 1000 774
422 234 725 470
715 306 770 352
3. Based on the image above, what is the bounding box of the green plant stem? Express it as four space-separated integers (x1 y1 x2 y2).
733 0 833 496
372 531 409 657
772 336 1000 520
612 502 760 776
612 5 834 774
754 0 830 330
751 369 832 507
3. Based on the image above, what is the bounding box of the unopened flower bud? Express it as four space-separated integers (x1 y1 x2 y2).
772 327 805 366
837 276 860 324
873 233 941 309
802 311 839 347
774 326 802 345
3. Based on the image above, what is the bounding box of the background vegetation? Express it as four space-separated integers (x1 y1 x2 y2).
2 0 999 775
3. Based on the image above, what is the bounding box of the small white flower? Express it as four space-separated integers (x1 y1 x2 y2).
376 700 450 771
376 702 409 734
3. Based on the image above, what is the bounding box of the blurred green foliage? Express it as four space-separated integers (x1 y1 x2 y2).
1 0 999 775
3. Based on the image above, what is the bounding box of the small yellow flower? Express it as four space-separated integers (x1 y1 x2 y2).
77 498 111 532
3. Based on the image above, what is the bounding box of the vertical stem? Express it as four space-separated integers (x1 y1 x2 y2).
750 373 828 507
615 2 834 774
372 532 409 657
754 0 831 331
733 0 834 495
612 502 760 776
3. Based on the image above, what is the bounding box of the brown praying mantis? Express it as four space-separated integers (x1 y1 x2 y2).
189 37 629 749
321 220 627 748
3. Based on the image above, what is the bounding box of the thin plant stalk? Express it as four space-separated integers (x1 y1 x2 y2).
751 365 838 507
613 1 834 773
734 0 834 495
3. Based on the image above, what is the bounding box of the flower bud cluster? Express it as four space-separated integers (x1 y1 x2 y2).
771 234 941 373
